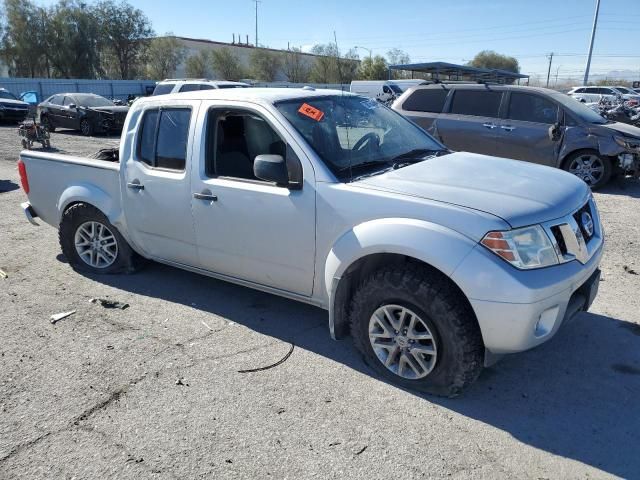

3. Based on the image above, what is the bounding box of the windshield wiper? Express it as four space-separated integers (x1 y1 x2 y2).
391 148 447 162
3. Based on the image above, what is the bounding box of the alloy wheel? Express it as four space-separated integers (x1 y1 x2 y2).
568 154 605 186
368 304 438 380
74 221 118 268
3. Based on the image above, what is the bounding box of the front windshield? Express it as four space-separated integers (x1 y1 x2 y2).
76 95 115 108
275 95 446 180
0 91 18 100
552 93 608 124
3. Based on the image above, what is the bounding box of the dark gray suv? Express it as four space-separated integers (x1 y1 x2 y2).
392 84 640 189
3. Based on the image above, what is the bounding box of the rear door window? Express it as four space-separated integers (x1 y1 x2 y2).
507 93 558 124
450 90 502 117
402 89 449 113
137 108 191 171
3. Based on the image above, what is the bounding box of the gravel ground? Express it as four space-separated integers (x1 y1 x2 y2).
0 124 639 479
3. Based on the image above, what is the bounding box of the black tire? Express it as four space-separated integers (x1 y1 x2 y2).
41 115 55 132
350 265 484 397
80 119 93 136
562 150 612 190
59 203 141 274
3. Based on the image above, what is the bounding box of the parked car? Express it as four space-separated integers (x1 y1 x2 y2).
0 88 29 123
18 88 603 396
152 78 250 96
350 80 403 102
568 85 640 103
38 93 129 136
392 83 640 189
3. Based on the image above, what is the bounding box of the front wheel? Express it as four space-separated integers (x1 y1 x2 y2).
80 119 93 136
563 150 612 190
41 115 55 132
350 265 484 397
59 203 141 274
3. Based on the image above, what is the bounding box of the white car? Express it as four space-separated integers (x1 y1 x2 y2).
568 85 640 103
18 88 603 396
152 78 250 95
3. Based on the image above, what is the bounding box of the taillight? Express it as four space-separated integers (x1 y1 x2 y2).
17 159 30 194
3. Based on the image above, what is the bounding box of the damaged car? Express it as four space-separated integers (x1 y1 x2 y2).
38 93 129 136
393 84 640 189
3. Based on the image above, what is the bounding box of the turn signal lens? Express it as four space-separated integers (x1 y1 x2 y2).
481 226 559 270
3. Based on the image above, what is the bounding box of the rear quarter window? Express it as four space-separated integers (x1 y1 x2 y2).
450 90 502 117
152 84 175 96
402 89 449 113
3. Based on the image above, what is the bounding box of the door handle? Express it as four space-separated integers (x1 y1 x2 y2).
127 182 144 190
482 123 497 129
501 125 515 132
193 192 218 202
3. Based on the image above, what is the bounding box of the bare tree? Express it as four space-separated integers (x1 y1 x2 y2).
282 47 309 83
184 50 209 78
249 48 280 81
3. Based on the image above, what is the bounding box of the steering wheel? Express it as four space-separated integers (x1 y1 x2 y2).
352 132 380 152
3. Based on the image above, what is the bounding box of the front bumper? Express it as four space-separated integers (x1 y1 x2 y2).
0 108 29 121
452 200 604 354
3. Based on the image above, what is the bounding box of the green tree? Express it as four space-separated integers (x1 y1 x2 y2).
95 0 153 79
146 34 185 80
210 47 244 81
249 48 280 81
309 43 342 83
282 47 309 83
468 50 519 73
45 0 102 78
358 55 388 80
340 48 359 83
1 0 47 77
184 50 209 78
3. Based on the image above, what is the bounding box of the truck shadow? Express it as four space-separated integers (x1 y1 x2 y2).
86 261 640 478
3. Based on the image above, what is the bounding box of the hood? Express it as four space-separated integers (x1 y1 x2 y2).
86 106 129 115
599 121 640 138
0 98 28 108
357 152 590 228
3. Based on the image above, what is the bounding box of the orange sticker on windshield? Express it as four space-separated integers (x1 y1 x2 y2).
298 103 324 122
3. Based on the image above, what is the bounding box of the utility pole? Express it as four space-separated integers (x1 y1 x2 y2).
546 52 554 88
584 0 601 85
254 0 261 47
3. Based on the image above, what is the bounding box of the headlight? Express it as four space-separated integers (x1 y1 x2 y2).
481 225 559 270
614 135 640 151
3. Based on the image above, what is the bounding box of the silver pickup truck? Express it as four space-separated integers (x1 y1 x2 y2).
18 88 604 396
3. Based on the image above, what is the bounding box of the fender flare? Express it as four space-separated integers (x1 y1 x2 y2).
57 183 122 227
323 218 477 339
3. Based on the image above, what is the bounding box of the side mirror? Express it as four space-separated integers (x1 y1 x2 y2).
68 104 77 109
254 154 289 186
548 122 562 142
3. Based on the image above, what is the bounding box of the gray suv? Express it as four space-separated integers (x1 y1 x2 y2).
392 84 640 189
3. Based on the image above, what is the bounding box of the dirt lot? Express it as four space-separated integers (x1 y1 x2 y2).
0 124 639 479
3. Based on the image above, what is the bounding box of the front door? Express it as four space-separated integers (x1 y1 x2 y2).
494 92 561 167
435 89 504 156
122 102 199 266
190 103 316 296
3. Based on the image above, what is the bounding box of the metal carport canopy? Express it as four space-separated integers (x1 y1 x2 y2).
388 62 529 83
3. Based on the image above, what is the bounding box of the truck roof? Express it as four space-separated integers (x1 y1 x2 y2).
136 87 354 106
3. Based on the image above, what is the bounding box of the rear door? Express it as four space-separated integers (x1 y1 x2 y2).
435 88 503 155
122 101 199 266
398 87 450 136
494 91 560 166
47 95 66 127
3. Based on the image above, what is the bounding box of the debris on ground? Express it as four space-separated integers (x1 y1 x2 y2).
355 445 368 455
175 377 189 386
201 320 214 331
50 310 76 324
623 265 638 275
90 298 130 309
0 268 7 279
238 342 295 374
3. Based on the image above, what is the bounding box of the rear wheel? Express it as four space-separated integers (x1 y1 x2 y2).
59 203 141 274
563 150 612 190
350 265 484 397
41 115 55 132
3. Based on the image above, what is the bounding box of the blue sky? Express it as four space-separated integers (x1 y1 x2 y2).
37 0 640 82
